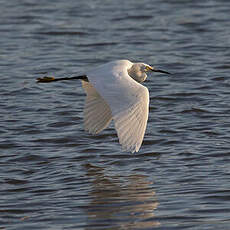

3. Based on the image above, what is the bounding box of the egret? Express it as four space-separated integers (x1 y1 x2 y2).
37 60 170 153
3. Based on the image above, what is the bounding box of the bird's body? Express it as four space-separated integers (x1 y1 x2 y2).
83 60 149 153
37 59 170 153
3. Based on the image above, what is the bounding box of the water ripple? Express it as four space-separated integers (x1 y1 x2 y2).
1 0 230 229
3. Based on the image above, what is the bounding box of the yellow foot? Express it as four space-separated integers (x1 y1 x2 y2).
36 76 55 83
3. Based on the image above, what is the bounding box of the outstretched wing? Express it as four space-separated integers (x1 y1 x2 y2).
82 81 112 134
86 60 149 152
113 87 149 153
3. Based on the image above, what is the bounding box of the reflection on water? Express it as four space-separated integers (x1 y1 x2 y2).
84 163 160 229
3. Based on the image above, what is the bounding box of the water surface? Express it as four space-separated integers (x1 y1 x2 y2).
1 0 230 229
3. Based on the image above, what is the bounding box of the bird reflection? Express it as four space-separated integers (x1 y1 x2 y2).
83 163 160 229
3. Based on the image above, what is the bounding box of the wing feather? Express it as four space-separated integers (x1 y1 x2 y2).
82 81 112 134
113 87 149 153
86 60 150 152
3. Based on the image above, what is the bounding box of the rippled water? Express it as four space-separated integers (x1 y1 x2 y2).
1 0 230 229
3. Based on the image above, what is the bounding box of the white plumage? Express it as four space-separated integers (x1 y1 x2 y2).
84 60 150 153
82 80 112 134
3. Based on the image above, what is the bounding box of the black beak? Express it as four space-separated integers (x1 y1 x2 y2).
152 68 171 75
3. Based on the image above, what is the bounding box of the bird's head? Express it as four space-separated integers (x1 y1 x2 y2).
128 63 170 83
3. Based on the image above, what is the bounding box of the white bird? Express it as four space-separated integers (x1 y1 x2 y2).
37 60 170 153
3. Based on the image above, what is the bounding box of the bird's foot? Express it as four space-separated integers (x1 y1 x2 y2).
36 76 55 83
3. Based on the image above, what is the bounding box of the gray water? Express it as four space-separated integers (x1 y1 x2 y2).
1 0 230 229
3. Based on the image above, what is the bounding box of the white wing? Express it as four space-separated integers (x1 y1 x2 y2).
82 81 112 134
86 60 149 153
113 87 149 153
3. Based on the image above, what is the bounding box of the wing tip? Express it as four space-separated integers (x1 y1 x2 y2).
121 142 141 153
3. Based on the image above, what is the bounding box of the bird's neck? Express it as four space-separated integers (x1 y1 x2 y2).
128 69 146 83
